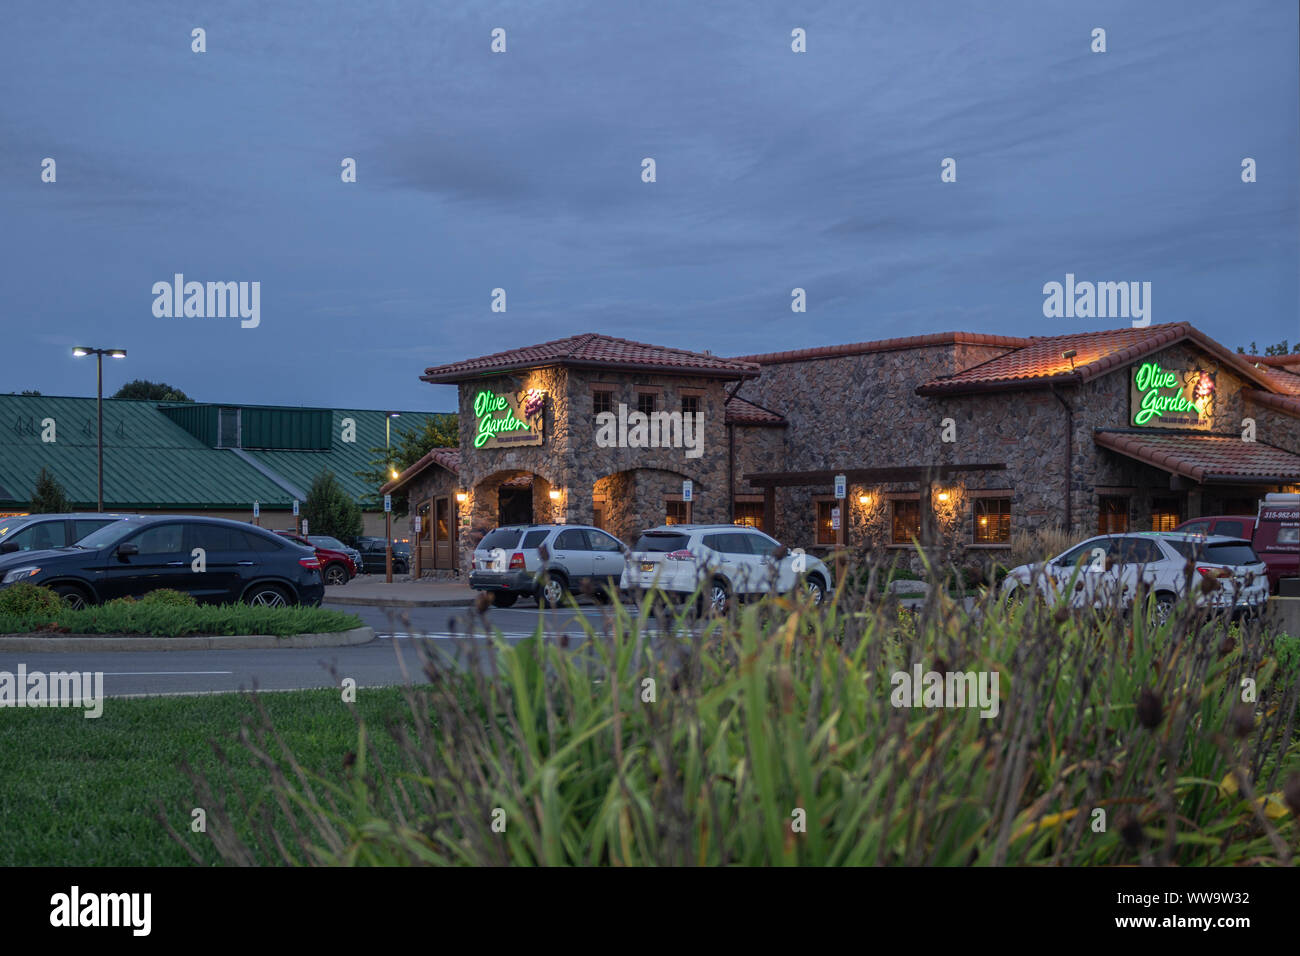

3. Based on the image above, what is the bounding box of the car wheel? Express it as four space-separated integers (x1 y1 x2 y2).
805 575 826 606
705 578 731 616
323 563 348 586
1150 593 1177 627
538 574 567 609
245 584 290 608
52 584 91 610
493 592 518 608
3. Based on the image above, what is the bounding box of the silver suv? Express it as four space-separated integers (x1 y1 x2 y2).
470 524 628 608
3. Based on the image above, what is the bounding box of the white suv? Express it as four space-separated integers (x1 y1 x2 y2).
620 524 833 613
1000 532 1268 622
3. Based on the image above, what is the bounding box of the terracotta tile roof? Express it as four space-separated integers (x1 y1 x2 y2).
1094 429 1300 484
724 395 786 426
917 322 1276 395
380 447 460 493
1255 366 1300 396
1243 389 1300 417
732 331 1027 366
422 333 760 383
1245 354 1300 368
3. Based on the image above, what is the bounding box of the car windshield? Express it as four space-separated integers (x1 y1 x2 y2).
309 536 347 550
74 520 144 550
479 528 522 550
1166 540 1261 565
0 519 34 540
635 532 691 552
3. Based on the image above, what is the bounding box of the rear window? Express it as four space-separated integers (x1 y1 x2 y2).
1204 543 1262 566
479 528 522 550
635 532 690 552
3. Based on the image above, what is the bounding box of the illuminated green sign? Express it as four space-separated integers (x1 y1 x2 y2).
472 388 544 449
1130 361 1214 429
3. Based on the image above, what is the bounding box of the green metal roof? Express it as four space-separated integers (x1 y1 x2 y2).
0 396 446 511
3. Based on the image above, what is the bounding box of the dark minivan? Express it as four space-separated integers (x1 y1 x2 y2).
0 515 325 608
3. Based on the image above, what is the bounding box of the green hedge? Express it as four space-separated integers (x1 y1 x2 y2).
0 584 361 637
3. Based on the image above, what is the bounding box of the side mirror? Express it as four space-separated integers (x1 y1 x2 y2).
0 541 18 555
116 543 139 560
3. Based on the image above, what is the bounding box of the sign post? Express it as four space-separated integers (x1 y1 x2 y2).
834 474 847 585
384 494 393 583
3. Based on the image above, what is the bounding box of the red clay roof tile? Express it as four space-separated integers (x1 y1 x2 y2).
1094 429 1300 483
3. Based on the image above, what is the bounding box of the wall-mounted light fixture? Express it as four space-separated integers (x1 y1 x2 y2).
858 493 871 505
937 491 950 502
549 489 562 501
455 491 467 503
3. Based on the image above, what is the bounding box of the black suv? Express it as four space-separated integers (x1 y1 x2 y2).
0 515 326 608
356 537 410 574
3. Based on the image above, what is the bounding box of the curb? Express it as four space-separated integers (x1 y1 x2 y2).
325 595 476 608
0 626 375 653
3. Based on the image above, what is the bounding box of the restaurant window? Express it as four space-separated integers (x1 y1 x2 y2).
892 500 920 545
592 389 613 417
1098 496 1129 534
1151 497 1180 532
815 501 839 545
973 497 1011 544
682 394 700 416
637 392 656 416
733 500 764 530
592 498 607 531
665 500 688 525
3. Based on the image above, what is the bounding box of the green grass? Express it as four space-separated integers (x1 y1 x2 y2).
0 603 363 637
0 688 414 866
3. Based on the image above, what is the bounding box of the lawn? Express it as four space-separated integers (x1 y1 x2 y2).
0 687 415 866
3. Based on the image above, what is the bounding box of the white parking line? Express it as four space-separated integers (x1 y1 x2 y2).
101 671 235 676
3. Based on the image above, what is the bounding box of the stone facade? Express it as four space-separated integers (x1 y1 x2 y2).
404 333 1300 577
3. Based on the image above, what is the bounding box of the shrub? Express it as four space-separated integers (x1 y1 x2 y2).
1005 525 1076 569
138 589 197 607
0 582 61 617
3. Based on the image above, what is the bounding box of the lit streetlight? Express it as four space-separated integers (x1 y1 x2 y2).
72 347 127 511
385 412 400 582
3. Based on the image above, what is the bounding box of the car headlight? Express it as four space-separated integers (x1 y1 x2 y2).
2 566 41 584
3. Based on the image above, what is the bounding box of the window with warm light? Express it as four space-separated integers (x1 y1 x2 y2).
816 500 837 545
973 498 1011 544
892 500 920 544
1151 497 1180 532
1098 496 1128 534
733 500 763 530
665 500 688 525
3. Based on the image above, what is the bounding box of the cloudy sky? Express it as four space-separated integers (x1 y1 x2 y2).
3 0 1296 413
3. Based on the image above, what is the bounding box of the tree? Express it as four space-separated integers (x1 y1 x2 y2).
357 413 458 511
112 379 194 402
1237 340 1300 356
29 468 71 513
303 469 363 541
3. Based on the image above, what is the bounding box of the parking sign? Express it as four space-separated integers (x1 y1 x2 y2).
682 480 693 502
301 519 308 535
292 499 299 516
834 474 846 499
252 501 259 518
831 507 841 530
414 515 422 533
384 494 392 513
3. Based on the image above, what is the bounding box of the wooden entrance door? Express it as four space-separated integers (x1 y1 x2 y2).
433 496 454 568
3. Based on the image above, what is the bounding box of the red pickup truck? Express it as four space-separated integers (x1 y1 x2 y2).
1175 494 1299 592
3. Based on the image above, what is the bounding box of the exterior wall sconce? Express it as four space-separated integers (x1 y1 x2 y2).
858 494 871 505
549 489 562 501
455 491 467 503
937 491 950 502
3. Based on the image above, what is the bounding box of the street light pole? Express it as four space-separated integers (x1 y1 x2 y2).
385 412 400 583
73 347 126 512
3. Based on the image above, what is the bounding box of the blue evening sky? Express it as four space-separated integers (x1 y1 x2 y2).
2 0 1296 413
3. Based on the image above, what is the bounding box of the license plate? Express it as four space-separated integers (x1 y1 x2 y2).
640 561 655 572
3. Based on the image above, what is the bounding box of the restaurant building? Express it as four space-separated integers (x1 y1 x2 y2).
383 322 1300 575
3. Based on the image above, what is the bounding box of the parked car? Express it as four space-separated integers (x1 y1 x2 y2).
620 524 833 614
0 513 131 554
1000 531 1268 622
0 515 324 608
470 524 627 607
274 531 357 586
307 534 363 572
356 537 410 575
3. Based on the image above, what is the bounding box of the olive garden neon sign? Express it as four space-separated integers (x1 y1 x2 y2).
472 388 544 448
1130 361 1214 429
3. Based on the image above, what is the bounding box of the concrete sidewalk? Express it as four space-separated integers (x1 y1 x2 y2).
324 576 477 607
